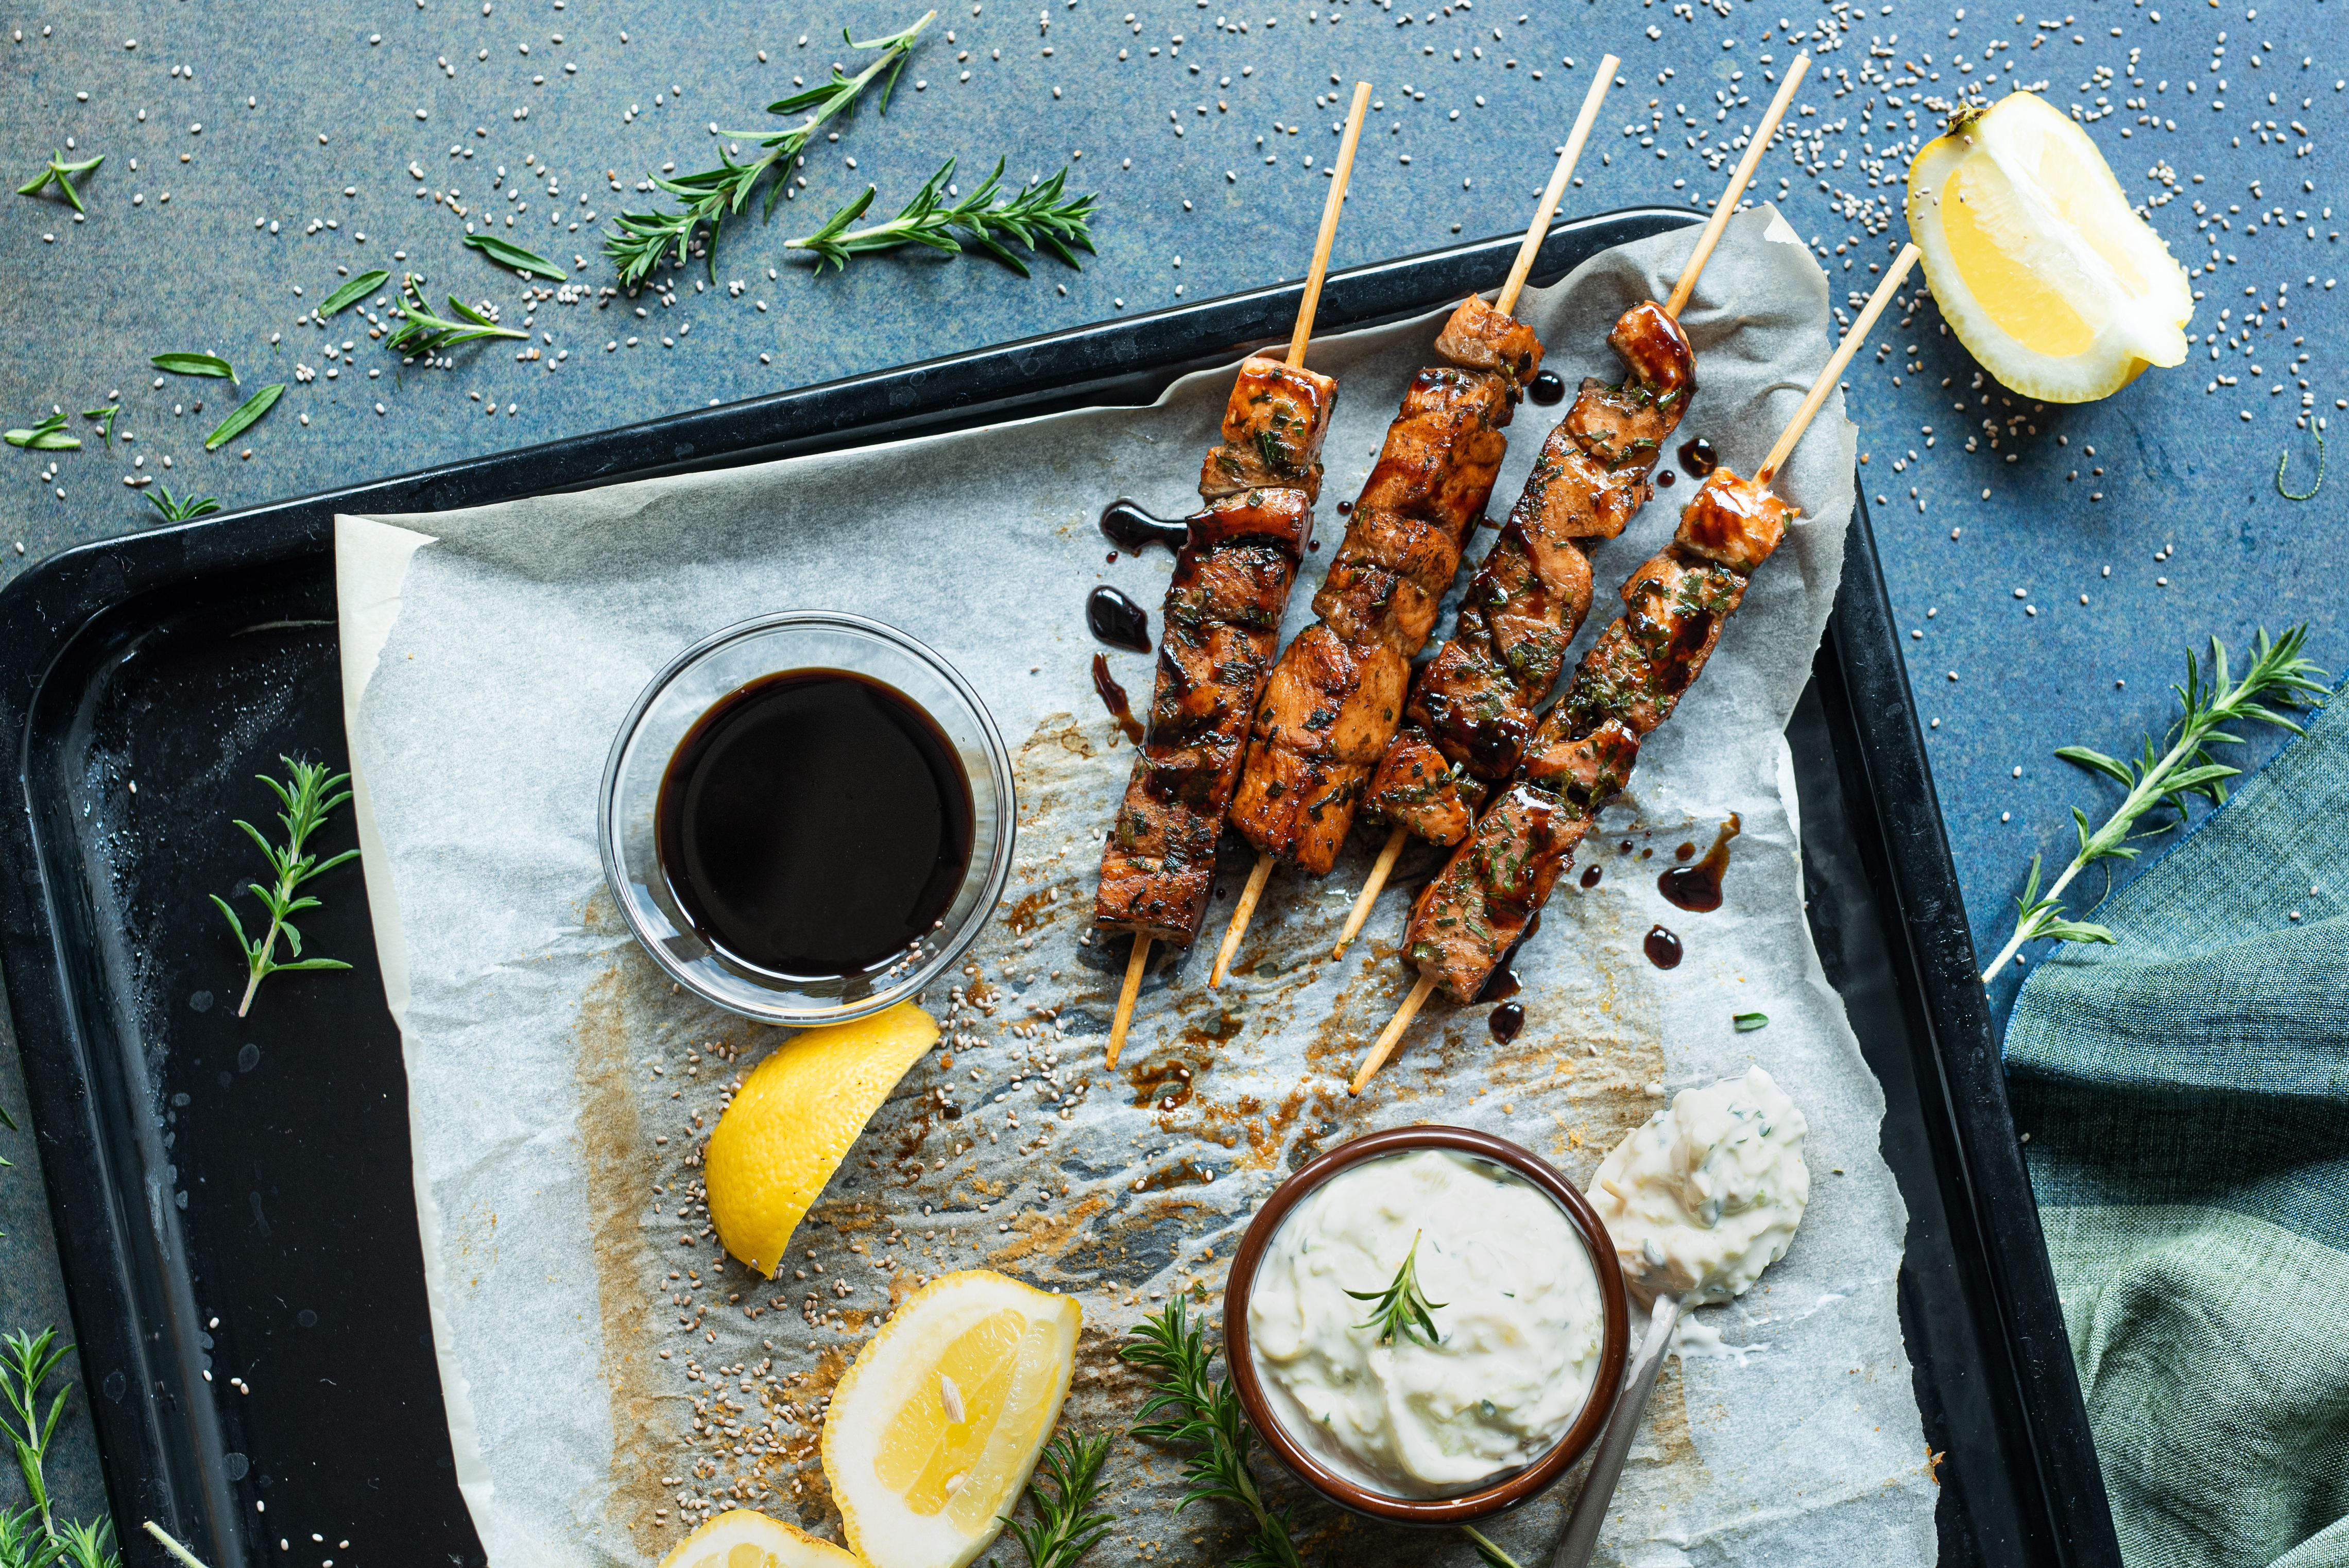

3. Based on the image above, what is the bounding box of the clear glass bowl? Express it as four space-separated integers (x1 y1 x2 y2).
598 611 1015 1026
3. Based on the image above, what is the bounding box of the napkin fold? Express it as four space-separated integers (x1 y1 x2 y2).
2005 684 2349 1568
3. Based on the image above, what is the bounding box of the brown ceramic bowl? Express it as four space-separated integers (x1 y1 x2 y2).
1223 1125 1629 1526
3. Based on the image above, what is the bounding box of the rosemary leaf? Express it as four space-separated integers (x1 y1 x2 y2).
82 403 119 447
788 157 1099 278
145 485 222 524
16 150 102 213
464 233 569 281
152 352 236 380
4 411 80 452
1733 1011 1769 1032
1461 1526 1529 1568
1982 626 2329 981
603 9 934 287
204 384 284 452
318 269 392 317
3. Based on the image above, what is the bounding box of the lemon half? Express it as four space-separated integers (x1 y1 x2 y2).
822 1271 1081 1568
656 1509 863 1568
1907 91 2192 401
705 1003 939 1277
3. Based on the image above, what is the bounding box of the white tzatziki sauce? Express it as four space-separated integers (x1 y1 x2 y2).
1588 1065 1810 1304
1246 1149 1604 1496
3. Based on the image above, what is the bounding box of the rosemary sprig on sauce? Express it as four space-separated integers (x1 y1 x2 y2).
603 9 934 287
1345 1230 1445 1348
994 1428 1113 1568
788 158 1098 278
1982 626 2328 981
16 150 101 212
1120 1298 1308 1568
211 755 360 1017
384 273 529 355
145 485 221 524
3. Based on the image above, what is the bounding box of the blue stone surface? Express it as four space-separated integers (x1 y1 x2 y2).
2 0 2342 1537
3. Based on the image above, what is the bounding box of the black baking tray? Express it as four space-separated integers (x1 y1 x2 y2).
0 207 2120 1568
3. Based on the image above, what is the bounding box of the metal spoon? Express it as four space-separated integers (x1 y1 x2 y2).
1549 1291 1683 1568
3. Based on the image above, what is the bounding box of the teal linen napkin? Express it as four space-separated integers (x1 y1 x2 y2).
2005 686 2349 1568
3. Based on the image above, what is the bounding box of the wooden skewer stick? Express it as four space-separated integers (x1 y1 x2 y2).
1662 52 1811 320
1332 825 1409 959
1208 854 1275 987
1215 73 1621 987
1107 936 1151 1069
1287 81 1375 368
1760 242 1920 485
1494 56 1619 318
1352 976 1438 1094
1107 87 1374 1060
1329 65 1811 961
1349 249 1926 1094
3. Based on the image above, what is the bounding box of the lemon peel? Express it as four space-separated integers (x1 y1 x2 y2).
656 1508 864 1568
822 1270 1081 1568
1906 91 2192 402
704 1002 938 1277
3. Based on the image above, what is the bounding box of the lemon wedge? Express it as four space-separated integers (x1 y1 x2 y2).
657 1509 864 1568
1906 91 2192 401
822 1271 1081 1568
705 1003 938 1277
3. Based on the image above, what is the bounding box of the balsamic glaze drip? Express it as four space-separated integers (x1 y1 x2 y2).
1527 369 1568 406
1579 864 1603 889
1643 924 1685 970
1336 498 1356 515
1657 813 1741 913
1474 914 1540 1003
1656 469 1676 488
1090 652 1147 745
1086 585 1152 653
1487 1001 1527 1043
1677 436 1720 478
1099 498 1191 555
656 669 972 977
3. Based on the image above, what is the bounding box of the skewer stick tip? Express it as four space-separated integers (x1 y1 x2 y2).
1494 54 1618 318
1756 242 1921 485
1287 81 1374 368
1351 975 1438 1095
1209 855 1275 988
1661 50 1810 321
1332 826 1409 960
1106 936 1152 1069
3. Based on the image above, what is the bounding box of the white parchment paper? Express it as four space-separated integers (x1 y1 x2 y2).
337 209 1936 1568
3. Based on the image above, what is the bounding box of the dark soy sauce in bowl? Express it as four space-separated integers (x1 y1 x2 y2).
656 670 974 978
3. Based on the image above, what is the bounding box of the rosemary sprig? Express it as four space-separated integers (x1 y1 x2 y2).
203 384 284 453
145 485 221 524
0 1505 56 1568
603 10 934 287
210 756 360 1017
1 1329 72 1543
1344 1230 1445 1348
81 405 117 449
16 152 101 213
45 1523 111 1568
1462 1526 1529 1568
1120 1298 1307 1568
1982 626 2329 981
383 273 528 355
5 413 79 452
993 1429 1112 1568
788 158 1098 277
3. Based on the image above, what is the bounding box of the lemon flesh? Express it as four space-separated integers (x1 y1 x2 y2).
656 1509 863 1568
1906 91 2191 402
823 1271 1081 1568
705 1003 938 1277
